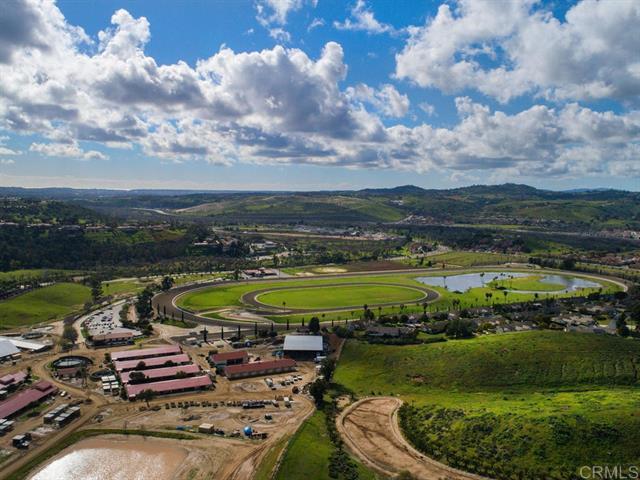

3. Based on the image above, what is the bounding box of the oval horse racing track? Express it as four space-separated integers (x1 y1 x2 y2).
241 282 439 313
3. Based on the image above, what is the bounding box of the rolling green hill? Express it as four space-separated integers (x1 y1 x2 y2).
11 183 638 229
177 194 406 223
335 332 640 479
0 283 91 328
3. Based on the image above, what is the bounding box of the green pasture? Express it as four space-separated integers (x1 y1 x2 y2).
256 284 426 310
335 331 640 394
0 282 91 328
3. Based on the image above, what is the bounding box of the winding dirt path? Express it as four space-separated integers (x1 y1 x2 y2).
338 397 490 480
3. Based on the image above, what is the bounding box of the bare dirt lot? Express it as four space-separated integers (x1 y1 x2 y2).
338 397 489 480
0 337 316 480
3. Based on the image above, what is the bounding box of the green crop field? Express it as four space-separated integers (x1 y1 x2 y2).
177 268 620 323
0 282 91 328
256 284 426 310
334 331 640 479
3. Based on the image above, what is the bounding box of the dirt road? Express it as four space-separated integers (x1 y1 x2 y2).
338 397 490 480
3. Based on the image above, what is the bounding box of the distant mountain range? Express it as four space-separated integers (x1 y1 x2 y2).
1 184 638 229
0 183 632 199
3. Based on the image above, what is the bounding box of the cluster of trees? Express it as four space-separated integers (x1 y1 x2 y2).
308 362 363 480
133 286 155 335
309 358 336 406
60 324 78 350
0 222 256 271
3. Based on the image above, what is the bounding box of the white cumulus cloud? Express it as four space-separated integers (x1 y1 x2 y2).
334 0 397 35
396 0 640 103
0 0 637 182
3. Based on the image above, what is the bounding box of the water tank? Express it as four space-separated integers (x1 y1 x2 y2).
243 426 253 436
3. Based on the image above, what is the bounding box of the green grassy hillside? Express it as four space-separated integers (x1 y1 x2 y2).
275 410 380 480
336 331 640 392
335 332 640 479
0 283 91 328
179 194 405 223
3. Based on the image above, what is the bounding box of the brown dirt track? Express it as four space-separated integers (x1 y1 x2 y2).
338 397 490 480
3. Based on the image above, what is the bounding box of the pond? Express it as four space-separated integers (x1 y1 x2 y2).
416 271 601 293
29 437 188 480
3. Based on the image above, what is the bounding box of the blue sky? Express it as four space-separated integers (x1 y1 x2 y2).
0 0 638 191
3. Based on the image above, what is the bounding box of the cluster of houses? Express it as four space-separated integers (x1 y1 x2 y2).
358 295 632 339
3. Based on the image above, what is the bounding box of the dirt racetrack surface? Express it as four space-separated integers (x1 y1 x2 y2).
338 397 490 480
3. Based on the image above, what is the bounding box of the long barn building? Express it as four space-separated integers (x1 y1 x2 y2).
224 359 296 380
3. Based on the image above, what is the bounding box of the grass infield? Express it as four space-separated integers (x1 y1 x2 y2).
255 284 427 310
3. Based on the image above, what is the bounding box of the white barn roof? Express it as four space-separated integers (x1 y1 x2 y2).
283 335 323 352
0 340 20 359
0 336 48 352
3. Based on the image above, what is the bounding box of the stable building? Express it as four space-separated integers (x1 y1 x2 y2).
120 364 202 384
125 375 213 400
224 359 296 380
114 353 191 372
110 344 182 362
209 350 249 372
91 329 135 346
0 371 27 391
282 335 324 359
0 381 57 419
